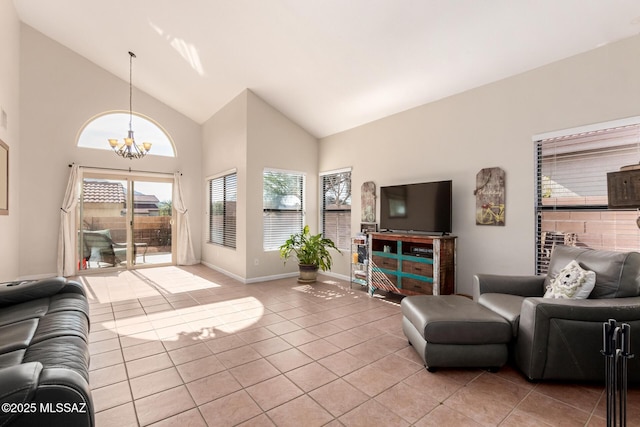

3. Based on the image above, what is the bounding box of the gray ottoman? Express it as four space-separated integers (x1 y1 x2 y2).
401 295 511 371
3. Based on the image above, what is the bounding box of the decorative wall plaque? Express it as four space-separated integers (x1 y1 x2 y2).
475 167 505 226
361 181 376 223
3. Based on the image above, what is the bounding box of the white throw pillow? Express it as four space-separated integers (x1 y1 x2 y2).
544 260 596 299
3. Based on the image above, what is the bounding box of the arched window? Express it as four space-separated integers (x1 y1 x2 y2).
77 112 176 157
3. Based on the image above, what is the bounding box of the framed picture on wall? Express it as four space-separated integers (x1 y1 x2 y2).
0 139 8 215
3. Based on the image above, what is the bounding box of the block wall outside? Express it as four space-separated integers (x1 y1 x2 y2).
541 210 640 252
83 216 172 252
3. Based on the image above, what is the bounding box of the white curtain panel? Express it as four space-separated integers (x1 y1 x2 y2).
57 164 81 276
174 172 197 265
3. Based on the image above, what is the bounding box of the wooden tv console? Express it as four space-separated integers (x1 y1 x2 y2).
368 232 456 296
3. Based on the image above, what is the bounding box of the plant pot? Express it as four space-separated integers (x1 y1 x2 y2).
298 263 319 284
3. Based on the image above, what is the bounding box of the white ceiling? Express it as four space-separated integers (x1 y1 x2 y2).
13 0 640 138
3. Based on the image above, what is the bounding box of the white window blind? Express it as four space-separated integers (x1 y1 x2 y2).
263 170 304 250
321 170 351 250
209 172 237 248
535 123 640 274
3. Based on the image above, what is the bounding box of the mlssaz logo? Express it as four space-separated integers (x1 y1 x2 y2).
39 402 87 413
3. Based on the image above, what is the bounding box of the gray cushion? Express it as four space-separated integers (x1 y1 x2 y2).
401 295 511 345
478 293 525 337
545 246 640 299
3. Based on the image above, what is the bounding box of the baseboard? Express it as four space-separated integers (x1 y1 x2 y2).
200 261 348 284
200 261 248 283
199 261 297 284
17 263 347 287
244 272 299 284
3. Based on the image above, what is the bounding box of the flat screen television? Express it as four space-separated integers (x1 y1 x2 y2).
379 180 452 234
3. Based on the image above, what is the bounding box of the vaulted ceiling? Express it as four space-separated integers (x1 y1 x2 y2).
13 0 640 137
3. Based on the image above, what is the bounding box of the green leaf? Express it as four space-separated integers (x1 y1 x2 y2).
278 225 341 271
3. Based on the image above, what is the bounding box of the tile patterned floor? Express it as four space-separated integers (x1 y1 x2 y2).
81 265 640 426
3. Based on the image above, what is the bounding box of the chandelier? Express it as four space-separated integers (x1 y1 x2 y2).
108 51 152 159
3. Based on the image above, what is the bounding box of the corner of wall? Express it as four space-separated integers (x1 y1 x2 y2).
201 89 249 279
245 91 320 280
0 2 22 281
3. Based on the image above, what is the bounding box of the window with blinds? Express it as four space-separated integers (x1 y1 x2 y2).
263 169 304 250
321 170 351 250
208 172 237 248
535 123 640 274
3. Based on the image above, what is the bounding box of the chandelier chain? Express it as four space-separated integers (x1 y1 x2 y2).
129 51 134 132
108 50 151 160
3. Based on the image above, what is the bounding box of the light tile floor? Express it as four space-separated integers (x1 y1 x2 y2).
80 265 640 426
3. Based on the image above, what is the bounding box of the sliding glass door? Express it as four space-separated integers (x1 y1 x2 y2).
131 180 174 266
79 172 174 272
80 177 129 269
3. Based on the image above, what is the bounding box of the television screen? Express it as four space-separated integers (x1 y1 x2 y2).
379 180 452 234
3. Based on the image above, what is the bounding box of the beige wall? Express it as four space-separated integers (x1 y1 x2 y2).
320 34 640 295
245 90 321 280
18 24 202 278
201 90 321 282
0 2 21 281
201 90 248 279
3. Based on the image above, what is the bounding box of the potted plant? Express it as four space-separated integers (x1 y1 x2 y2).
279 225 341 283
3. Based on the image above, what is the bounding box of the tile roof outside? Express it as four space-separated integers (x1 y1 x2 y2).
83 181 160 208
134 193 160 204
83 180 126 204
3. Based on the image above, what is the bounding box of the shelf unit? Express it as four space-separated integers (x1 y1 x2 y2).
350 236 368 289
368 232 456 296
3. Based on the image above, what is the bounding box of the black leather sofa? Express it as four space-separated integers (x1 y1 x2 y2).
0 277 93 427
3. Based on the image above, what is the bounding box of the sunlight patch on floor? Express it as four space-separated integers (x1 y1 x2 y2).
91 295 265 345
79 266 226 304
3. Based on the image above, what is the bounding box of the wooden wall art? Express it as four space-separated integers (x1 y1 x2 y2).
475 167 505 226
